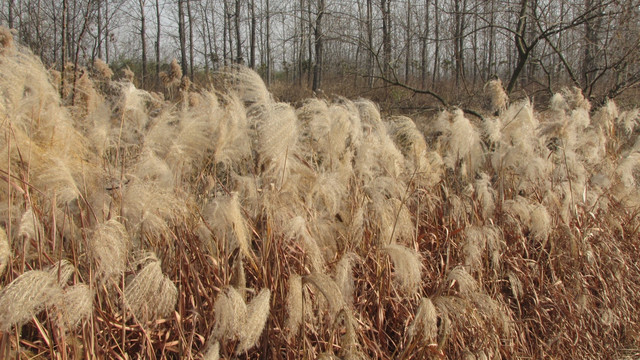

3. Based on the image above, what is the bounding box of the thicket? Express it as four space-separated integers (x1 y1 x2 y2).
1 27 640 359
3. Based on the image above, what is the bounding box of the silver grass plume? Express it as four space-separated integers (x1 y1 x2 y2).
236 288 271 354
334 253 355 305
159 59 182 90
474 173 496 219
0 227 8 277
484 78 508 114
286 216 325 272
616 109 639 139
211 94 252 167
0 269 63 331
445 109 484 176
18 207 41 258
463 226 504 273
90 219 130 281
212 287 247 340
202 341 220 360
124 253 177 323
408 297 438 344
387 115 430 175
285 274 303 340
122 67 135 82
121 181 187 243
203 193 252 258
562 87 591 112
134 148 175 189
616 152 640 189
93 58 113 80
256 102 300 181
0 26 15 55
446 266 478 296
304 272 347 318
507 271 523 301
230 66 273 106
463 226 486 272
36 156 81 206
592 99 618 135
382 244 423 296
530 205 552 243
49 259 76 287
57 283 93 330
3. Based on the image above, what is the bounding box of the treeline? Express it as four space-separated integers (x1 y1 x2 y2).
2 0 640 105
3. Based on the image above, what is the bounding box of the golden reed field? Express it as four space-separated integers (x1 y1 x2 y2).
0 27 639 359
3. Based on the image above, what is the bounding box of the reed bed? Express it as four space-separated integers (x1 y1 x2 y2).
0 28 639 359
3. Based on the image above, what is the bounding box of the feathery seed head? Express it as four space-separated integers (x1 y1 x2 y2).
285 274 303 339
91 219 130 281
408 297 438 343
474 173 496 219
212 286 248 340
122 67 135 82
57 283 93 330
124 254 177 323
485 79 508 114
334 253 355 305
204 193 252 258
286 216 326 272
236 288 271 354
0 270 63 331
0 27 15 55
530 205 552 243
202 341 220 360
0 227 8 277
304 272 347 317
93 58 113 80
447 266 478 296
382 244 423 296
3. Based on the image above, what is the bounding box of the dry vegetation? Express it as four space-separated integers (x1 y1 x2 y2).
1 28 640 359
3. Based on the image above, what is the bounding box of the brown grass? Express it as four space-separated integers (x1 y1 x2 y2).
1 26 640 359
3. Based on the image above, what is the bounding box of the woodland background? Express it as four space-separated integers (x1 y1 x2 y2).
3 0 640 108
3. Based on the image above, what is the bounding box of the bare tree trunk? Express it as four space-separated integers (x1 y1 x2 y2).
178 0 188 76
432 0 439 87
297 0 305 86
223 0 228 66
488 0 495 77
187 0 194 78
156 0 161 84
583 0 603 96
139 0 147 88
367 0 373 87
61 0 68 97
201 10 209 72
453 0 464 86
312 0 325 92
250 0 256 69
421 0 429 88
235 0 242 64
381 0 392 77
105 0 110 62
307 0 313 85
8 0 15 28
97 0 102 59
266 0 271 84
405 0 412 83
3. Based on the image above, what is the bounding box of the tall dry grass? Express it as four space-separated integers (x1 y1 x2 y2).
1 27 640 359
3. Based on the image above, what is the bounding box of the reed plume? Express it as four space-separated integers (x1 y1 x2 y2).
0 227 8 277
124 253 177 323
90 219 130 281
0 269 63 331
